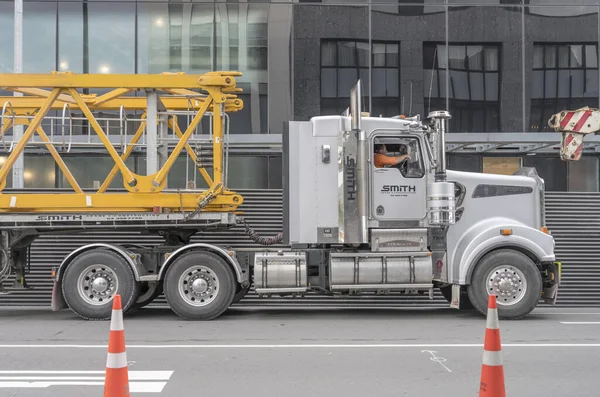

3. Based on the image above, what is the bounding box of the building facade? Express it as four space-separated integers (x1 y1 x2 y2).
0 0 599 192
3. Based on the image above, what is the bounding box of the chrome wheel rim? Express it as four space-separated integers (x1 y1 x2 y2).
178 265 219 307
486 265 527 306
76 265 118 306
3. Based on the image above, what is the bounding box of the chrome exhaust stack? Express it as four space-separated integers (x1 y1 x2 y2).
338 80 369 244
427 110 455 226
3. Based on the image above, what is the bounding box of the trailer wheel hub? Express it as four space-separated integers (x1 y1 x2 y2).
77 265 119 306
192 278 209 294
486 265 527 306
92 276 109 293
178 265 219 307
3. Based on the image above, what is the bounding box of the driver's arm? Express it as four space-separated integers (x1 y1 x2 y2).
374 153 409 167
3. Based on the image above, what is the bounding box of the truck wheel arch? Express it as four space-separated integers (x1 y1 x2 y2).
55 243 140 283
157 244 248 287
455 223 554 285
464 244 542 285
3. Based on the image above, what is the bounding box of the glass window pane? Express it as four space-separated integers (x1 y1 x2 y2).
227 156 268 189
0 2 13 73
466 45 483 71
568 157 598 192
60 156 135 190
586 45 598 68
58 3 83 73
321 69 337 98
338 68 358 97
533 46 544 69
448 155 480 173
558 45 570 68
470 72 484 101
356 41 369 67
531 70 544 99
448 45 465 70
372 68 386 97
321 41 336 66
88 3 136 74
544 45 556 68
484 46 499 71
24 2 56 73
450 71 468 100
337 41 356 67
386 43 399 67
386 69 399 97
373 43 386 67
268 156 282 189
24 155 55 189
523 157 567 191
137 3 171 73
544 70 557 97
570 45 583 68
585 69 599 98
485 73 499 101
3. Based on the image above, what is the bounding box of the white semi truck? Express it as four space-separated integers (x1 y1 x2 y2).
0 72 560 321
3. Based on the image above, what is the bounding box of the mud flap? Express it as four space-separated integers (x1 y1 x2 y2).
450 284 461 309
51 281 67 311
542 262 561 305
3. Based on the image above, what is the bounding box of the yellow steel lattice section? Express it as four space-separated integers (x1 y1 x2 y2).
0 71 244 213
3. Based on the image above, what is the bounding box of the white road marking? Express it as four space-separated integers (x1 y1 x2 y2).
0 343 600 348
421 350 452 372
0 371 173 393
0 381 167 392
0 371 173 380
560 322 600 325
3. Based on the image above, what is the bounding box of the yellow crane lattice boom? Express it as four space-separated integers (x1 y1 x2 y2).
0 71 244 214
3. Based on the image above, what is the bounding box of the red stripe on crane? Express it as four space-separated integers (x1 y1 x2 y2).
560 111 575 128
564 133 574 147
573 110 592 132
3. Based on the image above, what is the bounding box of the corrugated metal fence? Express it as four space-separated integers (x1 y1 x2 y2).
0 190 598 308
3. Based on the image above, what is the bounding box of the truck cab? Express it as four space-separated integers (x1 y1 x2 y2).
282 82 560 320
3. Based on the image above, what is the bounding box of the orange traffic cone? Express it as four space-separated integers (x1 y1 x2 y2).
479 294 506 397
103 294 130 397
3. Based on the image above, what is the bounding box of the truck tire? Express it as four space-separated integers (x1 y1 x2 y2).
467 249 542 320
163 250 236 320
61 249 140 320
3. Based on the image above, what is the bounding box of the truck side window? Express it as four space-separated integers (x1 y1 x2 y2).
372 136 425 178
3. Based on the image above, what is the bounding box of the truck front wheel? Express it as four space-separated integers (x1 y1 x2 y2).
163 251 236 320
467 249 542 320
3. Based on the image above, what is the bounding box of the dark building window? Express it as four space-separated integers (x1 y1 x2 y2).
530 43 599 132
424 43 501 133
320 39 400 117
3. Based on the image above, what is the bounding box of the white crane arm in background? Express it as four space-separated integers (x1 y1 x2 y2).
548 106 600 161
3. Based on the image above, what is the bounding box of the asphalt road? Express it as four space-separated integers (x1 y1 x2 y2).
0 306 599 396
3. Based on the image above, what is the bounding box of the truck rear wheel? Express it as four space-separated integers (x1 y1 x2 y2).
61 249 140 320
163 251 236 320
467 249 542 320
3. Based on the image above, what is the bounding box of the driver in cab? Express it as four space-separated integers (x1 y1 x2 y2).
374 144 409 168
